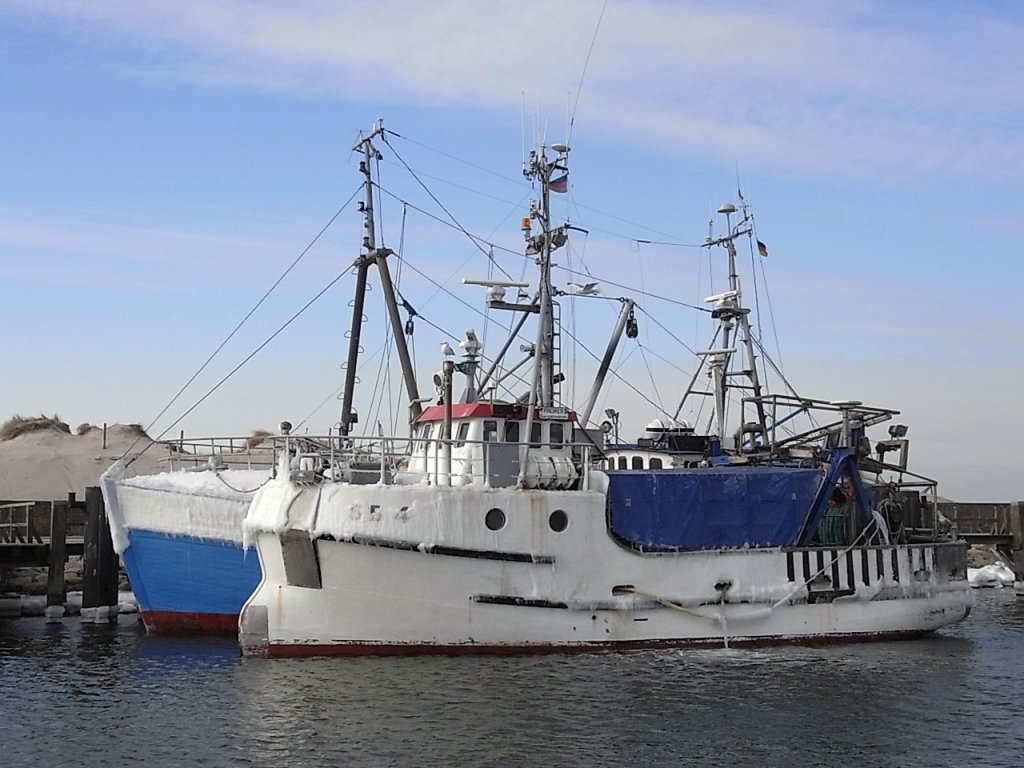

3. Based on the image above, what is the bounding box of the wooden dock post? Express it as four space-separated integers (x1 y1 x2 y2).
1009 501 1023 577
45 498 68 621
82 486 119 622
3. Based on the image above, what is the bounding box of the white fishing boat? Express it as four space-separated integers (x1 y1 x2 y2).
100 438 272 632
238 124 972 657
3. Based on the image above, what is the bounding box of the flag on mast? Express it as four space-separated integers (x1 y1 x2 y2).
757 240 769 258
549 174 568 193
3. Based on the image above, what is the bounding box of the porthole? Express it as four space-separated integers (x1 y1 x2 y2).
485 507 506 531
549 509 569 532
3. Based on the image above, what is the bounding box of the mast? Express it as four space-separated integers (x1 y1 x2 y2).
521 143 570 407
338 126 380 437
514 143 570 486
698 204 769 449
340 121 422 437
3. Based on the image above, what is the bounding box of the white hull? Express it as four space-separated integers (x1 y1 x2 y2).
101 465 269 552
239 479 972 656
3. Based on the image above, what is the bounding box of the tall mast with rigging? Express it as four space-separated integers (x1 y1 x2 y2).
703 203 769 449
339 121 422 437
672 203 769 451
521 142 571 407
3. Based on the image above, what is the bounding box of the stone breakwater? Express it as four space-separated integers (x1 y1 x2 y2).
0 556 135 618
0 589 138 618
1 555 86 595
0 555 130 595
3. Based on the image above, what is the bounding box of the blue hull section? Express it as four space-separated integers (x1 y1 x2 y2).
607 467 824 551
122 529 261 623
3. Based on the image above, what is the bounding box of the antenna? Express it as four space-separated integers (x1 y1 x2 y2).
565 91 571 149
521 92 527 170
567 0 609 145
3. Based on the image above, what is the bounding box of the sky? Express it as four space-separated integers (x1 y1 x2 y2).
1 0 1022 502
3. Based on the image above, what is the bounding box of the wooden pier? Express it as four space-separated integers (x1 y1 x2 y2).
0 486 119 617
937 500 1024 574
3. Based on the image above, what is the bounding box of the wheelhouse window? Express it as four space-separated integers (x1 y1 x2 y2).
550 422 564 446
631 456 643 469
649 457 663 469
617 456 628 469
530 422 542 448
483 420 498 442
505 421 520 443
419 423 434 451
455 421 470 447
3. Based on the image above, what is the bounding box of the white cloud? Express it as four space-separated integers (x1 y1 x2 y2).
5 0 1023 179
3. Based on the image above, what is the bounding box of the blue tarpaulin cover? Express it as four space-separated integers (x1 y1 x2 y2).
606 467 824 551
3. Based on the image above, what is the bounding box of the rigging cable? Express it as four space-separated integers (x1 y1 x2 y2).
399 258 525 345
560 326 672 427
566 0 609 146
152 270 349 443
758 242 786 377
384 128 525 188
552 263 711 313
118 189 362 463
390 203 411 436
743 207 773 399
637 343 665 413
631 242 666 412
372 161 693 257
410 311 534 402
380 132 515 281
293 337 394 433
633 304 699 357
365 148 394 436
372 183 699 303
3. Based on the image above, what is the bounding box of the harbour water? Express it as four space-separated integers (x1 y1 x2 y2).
2 590 1022 767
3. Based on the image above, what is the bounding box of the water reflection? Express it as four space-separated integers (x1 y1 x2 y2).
1 591 1022 768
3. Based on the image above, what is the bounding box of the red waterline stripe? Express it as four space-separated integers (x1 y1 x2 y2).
247 629 936 659
141 610 239 635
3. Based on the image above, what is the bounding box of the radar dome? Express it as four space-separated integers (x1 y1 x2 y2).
644 418 689 434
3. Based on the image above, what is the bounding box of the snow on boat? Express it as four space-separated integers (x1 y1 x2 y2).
100 441 271 633
238 125 972 657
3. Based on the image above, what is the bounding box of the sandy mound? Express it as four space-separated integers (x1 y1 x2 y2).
0 421 172 501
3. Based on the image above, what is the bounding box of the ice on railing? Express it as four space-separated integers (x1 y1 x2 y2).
102 463 271 552
121 468 271 499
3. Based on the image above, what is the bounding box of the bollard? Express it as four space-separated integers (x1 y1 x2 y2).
1011 501 1023 595
82 486 119 623
45 500 68 621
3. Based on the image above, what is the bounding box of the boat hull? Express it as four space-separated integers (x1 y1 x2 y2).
100 466 267 634
239 481 973 656
123 530 260 634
